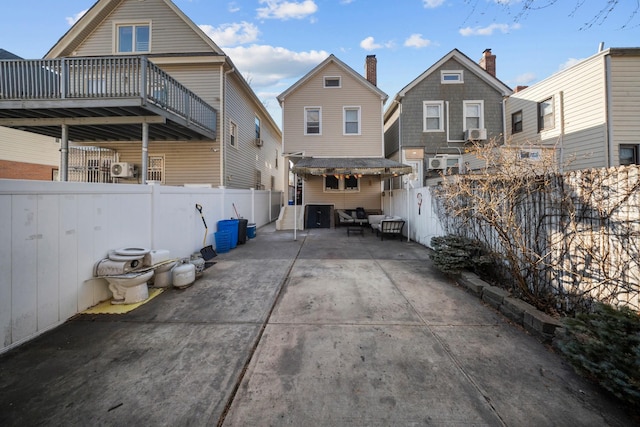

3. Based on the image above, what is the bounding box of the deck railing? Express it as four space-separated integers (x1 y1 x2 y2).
0 56 216 134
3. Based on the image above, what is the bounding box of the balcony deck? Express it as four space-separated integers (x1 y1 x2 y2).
0 56 217 141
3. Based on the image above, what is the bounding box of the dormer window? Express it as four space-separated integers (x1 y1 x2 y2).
324 76 341 88
116 23 150 53
441 70 463 84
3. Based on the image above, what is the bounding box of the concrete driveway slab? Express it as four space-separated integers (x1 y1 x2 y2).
0 321 259 426
223 324 502 426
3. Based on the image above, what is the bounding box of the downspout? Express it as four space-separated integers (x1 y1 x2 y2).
604 54 613 167
397 99 402 192
220 65 235 187
558 91 565 172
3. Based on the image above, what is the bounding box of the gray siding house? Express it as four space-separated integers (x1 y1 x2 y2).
384 49 512 187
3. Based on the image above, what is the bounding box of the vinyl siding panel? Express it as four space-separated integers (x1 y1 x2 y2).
224 74 283 190
73 0 213 56
85 141 221 186
507 54 607 170
384 108 400 158
0 127 60 166
303 175 383 211
283 62 384 157
609 56 640 164
155 64 221 108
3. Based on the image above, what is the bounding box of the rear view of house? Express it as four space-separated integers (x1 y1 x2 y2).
0 0 282 190
384 49 512 186
277 54 411 229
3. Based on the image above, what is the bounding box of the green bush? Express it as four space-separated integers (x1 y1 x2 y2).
556 303 640 405
429 235 492 275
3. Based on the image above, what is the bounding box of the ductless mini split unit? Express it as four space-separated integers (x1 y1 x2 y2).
110 162 135 178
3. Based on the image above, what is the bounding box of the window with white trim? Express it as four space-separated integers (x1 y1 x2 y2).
324 76 341 88
463 100 484 130
343 107 361 135
305 107 321 135
538 97 554 132
116 23 150 53
423 101 444 132
441 70 463 84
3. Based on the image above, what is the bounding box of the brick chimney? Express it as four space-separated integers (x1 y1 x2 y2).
365 55 377 86
479 48 496 77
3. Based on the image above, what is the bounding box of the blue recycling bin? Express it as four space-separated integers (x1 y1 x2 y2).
217 219 239 249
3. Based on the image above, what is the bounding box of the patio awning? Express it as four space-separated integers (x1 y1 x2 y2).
291 157 413 177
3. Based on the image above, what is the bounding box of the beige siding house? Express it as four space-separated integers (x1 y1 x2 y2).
277 54 411 229
0 0 282 191
506 48 640 171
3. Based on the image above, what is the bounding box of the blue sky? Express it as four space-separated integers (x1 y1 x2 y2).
2 0 638 126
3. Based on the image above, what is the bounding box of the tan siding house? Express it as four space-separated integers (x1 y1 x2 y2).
506 48 640 171
277 54 411 229
0 0 282 190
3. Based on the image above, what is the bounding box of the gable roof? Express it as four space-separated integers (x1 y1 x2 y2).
0 49 22 60
45 0 225 58
277 54 388 104
386 49 512 118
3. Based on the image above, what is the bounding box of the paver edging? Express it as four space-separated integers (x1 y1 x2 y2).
456 272 562 343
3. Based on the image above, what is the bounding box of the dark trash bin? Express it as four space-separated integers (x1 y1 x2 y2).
238 218 248 244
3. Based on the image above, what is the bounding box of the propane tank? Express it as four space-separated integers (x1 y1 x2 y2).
172 259 195 289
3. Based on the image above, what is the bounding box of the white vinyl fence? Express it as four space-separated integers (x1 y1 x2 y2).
0 179 282 354
383 185 445 247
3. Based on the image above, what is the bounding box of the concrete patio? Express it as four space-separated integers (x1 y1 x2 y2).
0 223 635 426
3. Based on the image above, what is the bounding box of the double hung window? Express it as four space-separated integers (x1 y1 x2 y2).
305 107 321 135
344 107 361 135
423 101 444 132
538 97 554 132
463 100 484 130
116 23 150 53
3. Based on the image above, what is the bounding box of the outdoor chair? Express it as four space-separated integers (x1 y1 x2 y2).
336 209 355 226
374 218 405 241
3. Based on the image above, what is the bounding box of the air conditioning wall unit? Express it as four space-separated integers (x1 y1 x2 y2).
465 128 487 141
428 157 447 170
255 138 263 147
111 162 134 178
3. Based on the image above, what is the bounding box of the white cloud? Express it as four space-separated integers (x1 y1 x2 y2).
459 22 521 36
223 44 329 87
199 22 259 47
360 36 382 51
360 36 395 51
511 72 536 86
423 0 445 8
340 0 355 3
66 9 87 26
228 2 240 13
257 0 318 20
404 33 432 48
558 57 583 71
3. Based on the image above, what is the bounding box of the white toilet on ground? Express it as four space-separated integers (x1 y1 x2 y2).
95 247 154 305
106 270 154 304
